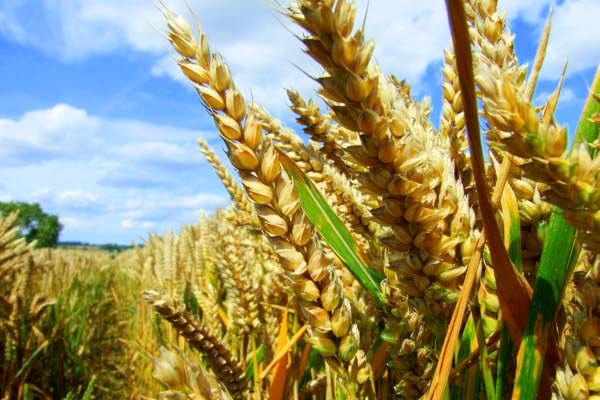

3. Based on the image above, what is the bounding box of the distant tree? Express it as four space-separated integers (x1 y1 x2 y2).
0 201 62 248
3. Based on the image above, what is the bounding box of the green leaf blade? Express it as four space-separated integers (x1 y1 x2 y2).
279 150 386 308
512 211 578 399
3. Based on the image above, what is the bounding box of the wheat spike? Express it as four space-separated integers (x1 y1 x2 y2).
144 290 247 399
162 6 361 371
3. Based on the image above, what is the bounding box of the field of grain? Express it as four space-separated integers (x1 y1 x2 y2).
2 0 600 399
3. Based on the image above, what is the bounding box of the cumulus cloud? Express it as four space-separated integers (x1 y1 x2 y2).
0 103 231 242
98 170 174 189
151 55 190 84
0 103 209 168
6 0 585 88
0 1 450 115
118 193 228 216
111 141 204 168
0 0 167 61
27 187 100 213
117 193 227 232
362 2 449 84
0 104 101 165
61 216 95 230
501 0 551 24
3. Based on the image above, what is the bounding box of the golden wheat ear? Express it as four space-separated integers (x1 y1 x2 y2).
161 4 360 371
144 290 247 399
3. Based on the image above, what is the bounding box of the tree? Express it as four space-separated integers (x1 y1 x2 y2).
0 201 62 248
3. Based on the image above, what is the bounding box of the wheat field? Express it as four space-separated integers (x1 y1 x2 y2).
2 0 600 399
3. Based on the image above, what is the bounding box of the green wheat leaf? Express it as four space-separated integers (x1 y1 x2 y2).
279 150 386 308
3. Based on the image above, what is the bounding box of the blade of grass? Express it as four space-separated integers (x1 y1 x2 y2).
12 340 49 383
495 326 512 399
279 150 386 307
514 58 569 400
183 280 200 317
245 342 265 382
500 179 523 271
218 306 229 328
371 340 389 379
296 342 312 381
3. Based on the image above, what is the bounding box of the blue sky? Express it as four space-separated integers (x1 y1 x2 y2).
0 0 598 244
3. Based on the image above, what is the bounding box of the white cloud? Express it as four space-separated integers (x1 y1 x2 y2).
0 104 101 165
61 216 94 230
363 2 449 83
2 0 571 116
31 187 54 201
151 55 189 84
540 0 600 79
27 187 99 212
111 141 204 167
0 103 232 243
117 193 225 231
119 193 228 217
0 0 167 61
164 193 228 209
0 1 447 114
0 103 210 167
121 218 156 230
9 0 595 85
55 190 98 208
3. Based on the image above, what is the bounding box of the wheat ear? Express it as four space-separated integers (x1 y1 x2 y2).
144 290 246 399
162 6 360 367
